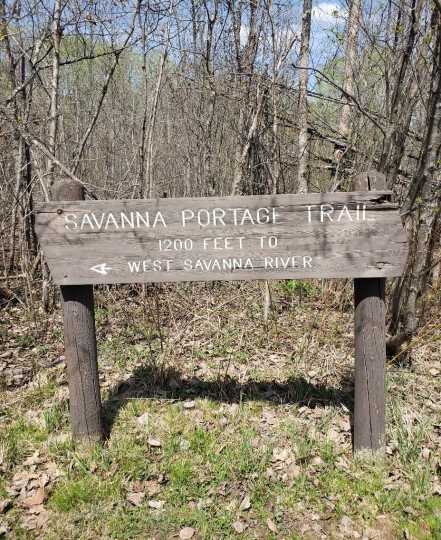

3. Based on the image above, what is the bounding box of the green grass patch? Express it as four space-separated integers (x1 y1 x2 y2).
50 475 122 512
0 418 47 470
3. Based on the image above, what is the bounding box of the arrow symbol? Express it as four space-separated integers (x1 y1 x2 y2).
90 263 112 275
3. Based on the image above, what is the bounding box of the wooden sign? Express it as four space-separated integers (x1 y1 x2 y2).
35 191 408 285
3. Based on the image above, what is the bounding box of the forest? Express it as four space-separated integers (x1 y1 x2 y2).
1 0 441 538
1 0 440 336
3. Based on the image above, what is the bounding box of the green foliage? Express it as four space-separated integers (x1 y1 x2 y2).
283 279 316 298
14 334 36 349
109 437 151 480
51 324 64 343
50 475 122 512
43 401 69 433
0 419 46 470
310 56 345 123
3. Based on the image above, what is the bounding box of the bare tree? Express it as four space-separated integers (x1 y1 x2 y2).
296 0 312 193
47 0 62 196
391 8 441 337
230 0 263 196
338 0 361 142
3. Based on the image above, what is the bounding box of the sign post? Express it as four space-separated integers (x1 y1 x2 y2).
352 171 388 453
55 180 103 443
36 177 408 451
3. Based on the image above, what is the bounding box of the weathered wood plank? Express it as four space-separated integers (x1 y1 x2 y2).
35 191 408 285
56 180 103 442
352 172 387 453
61 284 103 442
353 278 386 452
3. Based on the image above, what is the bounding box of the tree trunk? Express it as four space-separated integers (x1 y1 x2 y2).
230 0 261 196
338 0 361 142
379 0 424 188
231 88 265 196
47 0 62 197
390 13 441 336
296 0 312 194
144 47 167 199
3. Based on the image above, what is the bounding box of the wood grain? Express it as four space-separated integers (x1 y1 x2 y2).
352 172 387 453
353 278 386 452
57 179 103 442
61 284 103 442
35 191 408 285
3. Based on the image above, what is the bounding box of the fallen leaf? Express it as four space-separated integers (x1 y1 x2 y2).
267 518 278 533
137 413 149 427
39 473 50 488
218 483 227 496
339 515 353 532
287 463 301 480
21 515 38 531
272 447 290 462
146 480 161 497
337 416 351 432
127 491 145 507
336 456 350 470
432 482 441 495
179 526 196 539
0 500 11 514
148 499 164 509
148 438 161 448
130 481 144 493
22 488 47 507
28 504 45 515
157 473 168 484
183 401 195 409
421 448 430 460
218 416 228 428
35 510 50 528
239 494 251 511
232 520 247 533
45 462 61 480
23 451 43 467
265 467 276 480
311 456 324 467
327 429 341 443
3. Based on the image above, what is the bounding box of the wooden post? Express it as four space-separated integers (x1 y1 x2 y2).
56 179 103 442
352 171 387 453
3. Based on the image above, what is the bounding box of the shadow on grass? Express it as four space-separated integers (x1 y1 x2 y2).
102 361 355 437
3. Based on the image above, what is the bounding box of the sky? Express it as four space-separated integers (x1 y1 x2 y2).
311 1 347 64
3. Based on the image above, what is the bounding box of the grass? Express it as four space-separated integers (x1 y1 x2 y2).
0 281 440 538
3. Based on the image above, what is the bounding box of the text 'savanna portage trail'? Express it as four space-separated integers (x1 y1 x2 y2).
35 191 407 285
